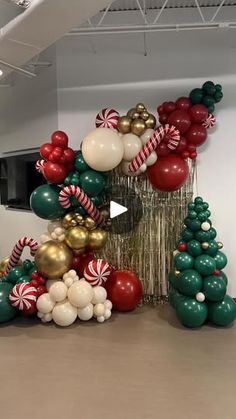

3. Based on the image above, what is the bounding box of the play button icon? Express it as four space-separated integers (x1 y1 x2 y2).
110 201 128 219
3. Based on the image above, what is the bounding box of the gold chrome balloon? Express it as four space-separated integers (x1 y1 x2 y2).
117 116 131 134
132 112 140 120
127 108 136 118
217 242 223 249
73 248 86 256
62 213 75 229
74 214 84 225
65 226 89 250
88 228 108 250
35 241 73 279
99 207 110 221
175 270 181 277
84 216 97 231
202 242 209 250
145 114 156 129
70 219 77 227
136 103 146 113
141 111 150 121
131 118 146 136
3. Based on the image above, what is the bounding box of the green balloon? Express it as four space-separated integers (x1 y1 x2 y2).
195 230 211 243
181 228 194 242
202 202 209 210
73 205 87 215
194 196 203 204
214 251 227 270
194 204 204 213
214 91 223 103
189 88 203 104
176 297 208 328
202 82 216 96
207 105 215 114
187 240 202 257
174 252 194 271
17 275 31 284
23 259 34 273
0 283 18 323
30 185 66 220
194 254 216 276
203 95 215 107
80 170 106 197
204 240 218 257
215 84 222 92
188 210 197 219
217 271 228 286
7 266 24 284
91 194 104 207
184 218 201 232
177 269 202 296
197 211 208 222
203 275 226 302
188 202 195 211
208 295 236 326
169 288 185 309
168 271 179 289
202 81 214 90
208 227 216 239
74 151 90 173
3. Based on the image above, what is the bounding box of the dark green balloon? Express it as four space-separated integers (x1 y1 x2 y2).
174 252 194 271
177 269 202 296
188 210 197 219
204 240 218 257
203 83 216 96
194 204 204 213
17 275 31 284
74 150 90 173
203 275 226 302
215 84 222 92
194 196 203 204
80 170 106 197
184 218 201 232
181 228 194 242
207 104 215 114
188 202 195 211
197 211 208 222
30 185 66 220
214 251 227 270
168 271 178 290
209 228 217 240
169 288 185 309
91 194 104 207
176 297 208 328
214 91 223 103
73 205 87 215
195 230 211 243
187 240 202 257
208 295 236 326
202 202 209 210
7 266 24 284
23 259 34 273
0 282 18 323
202 81 214 91
217 271 228 286
194 254 216 276
206 210 211 218
189 88 203 104
202 95 215 107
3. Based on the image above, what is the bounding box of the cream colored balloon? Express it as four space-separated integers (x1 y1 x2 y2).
104 300 113 310
104 309 112 320
52 300 78 327
92 286 107 304
121 160 142 177
140 128 155 145
82 128 124 171
36 293 55 314
93 303 106 317
68 280 93 308
77 303 93 321
121 133 142 161
49 281 68 302
48 220 62 234
46 279 59 291
146 151 157 166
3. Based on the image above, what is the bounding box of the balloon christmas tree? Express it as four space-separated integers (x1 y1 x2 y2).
169 197 236 328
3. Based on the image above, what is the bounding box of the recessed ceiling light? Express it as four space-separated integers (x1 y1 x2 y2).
0 69 3 77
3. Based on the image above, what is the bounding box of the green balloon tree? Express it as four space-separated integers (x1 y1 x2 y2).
169 196 236 328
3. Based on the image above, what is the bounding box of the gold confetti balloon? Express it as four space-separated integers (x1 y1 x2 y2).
88 228 108 250
117 116 132 134
35 241 73 279
65 226 89 250
131 118 146 136
145 114 156 129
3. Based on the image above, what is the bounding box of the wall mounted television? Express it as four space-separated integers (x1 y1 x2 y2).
0 152 45 210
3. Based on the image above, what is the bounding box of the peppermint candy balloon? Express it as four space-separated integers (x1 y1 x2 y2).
9 283 38 311
84 259 112 286
95 108 119 130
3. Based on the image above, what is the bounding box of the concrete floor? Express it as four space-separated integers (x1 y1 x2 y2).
0 305 235 419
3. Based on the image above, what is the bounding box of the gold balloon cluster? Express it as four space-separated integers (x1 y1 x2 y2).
117 103 156 136
0 256 22 277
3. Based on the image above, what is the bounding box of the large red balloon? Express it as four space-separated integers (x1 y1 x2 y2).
73 250 95 278
40 143 53 159
167 110 191 133
186 124 207 146
175 97 192 111
189 104 208 123
147 155 189 192
51 131 68 149
43 161 67 184
105 270 143 312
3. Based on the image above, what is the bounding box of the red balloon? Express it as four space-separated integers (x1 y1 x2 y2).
147 155 189 192
159 114 168 125
37 285 47 297
48 147 63 163
63 147 76 163
163 101 176 114
167 110 191 133
156 142 170 157
51 131 68 149
175 97 192 111
40 143 53 159
186 124 207 146
187 143 196 152
43 161 67 184
74 251 95 278
173 136 187 154
189 104 208 123
105 270 143 312
23 305 37 316
157 104 164 115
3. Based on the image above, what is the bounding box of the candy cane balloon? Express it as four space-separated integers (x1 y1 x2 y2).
129 124 180 173
6 237 38 274
59 185 105 226
35 159 45 174
95 108 120 130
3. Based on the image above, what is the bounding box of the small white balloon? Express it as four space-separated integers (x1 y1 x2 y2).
68 270 77 278
139 163 147 173
40 233 51 244
37 311 44 319
93 303 106 317
201 222 211 231
122 133 142 161
145 151 157 166
49 281 68 302
44 313 53 322
55 227 64 235
51 232 57 240
97 316 105 323
64 277 74 288
52 300 78 327
92 286 107 304
77 303 93 321
104 309 112 320
48 220 62 234
196 292 205 302
46 279 59 291
58 234 65 242
68 281 93 308
36 293 55 314
140 128 155 145
173 250 179 257
120 161 136 177
104 300 113 310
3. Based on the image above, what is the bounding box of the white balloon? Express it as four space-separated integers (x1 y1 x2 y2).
46 279 59 291
145 151 157 166
196 292 205 302
201 222 211 231
97 316 105 323
140 128 155 145
58 234 65 242
40 233 51 244
51 232 57 240
93 303 106 317
68 281 93 308
104 300 113 310
92 286 107 304
120 160 142 177
139 163 147 173
64 277 74 288
121 133 142 161
44 313 53 322
49 281 68 302
82 128 124 171
48 220 62 234
54 227 64 235
36 293 55 314
52 300 78 327
77 303 93 321
37 311 44 319
104 309 112 320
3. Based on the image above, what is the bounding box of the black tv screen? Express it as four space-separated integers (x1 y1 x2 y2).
0 152 45 210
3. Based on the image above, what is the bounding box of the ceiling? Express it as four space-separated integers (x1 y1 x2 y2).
105 0 236 10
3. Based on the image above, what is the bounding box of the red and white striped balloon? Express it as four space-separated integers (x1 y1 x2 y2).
6 237 38 274
84 259 112 286
35 159 45 174
9 283 38 311
95 108 119 130
203 114 216 129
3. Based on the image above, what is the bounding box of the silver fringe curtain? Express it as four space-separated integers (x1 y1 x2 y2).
104 163 195 305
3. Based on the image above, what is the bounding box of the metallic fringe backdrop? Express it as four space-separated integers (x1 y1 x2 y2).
103 163 195 305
